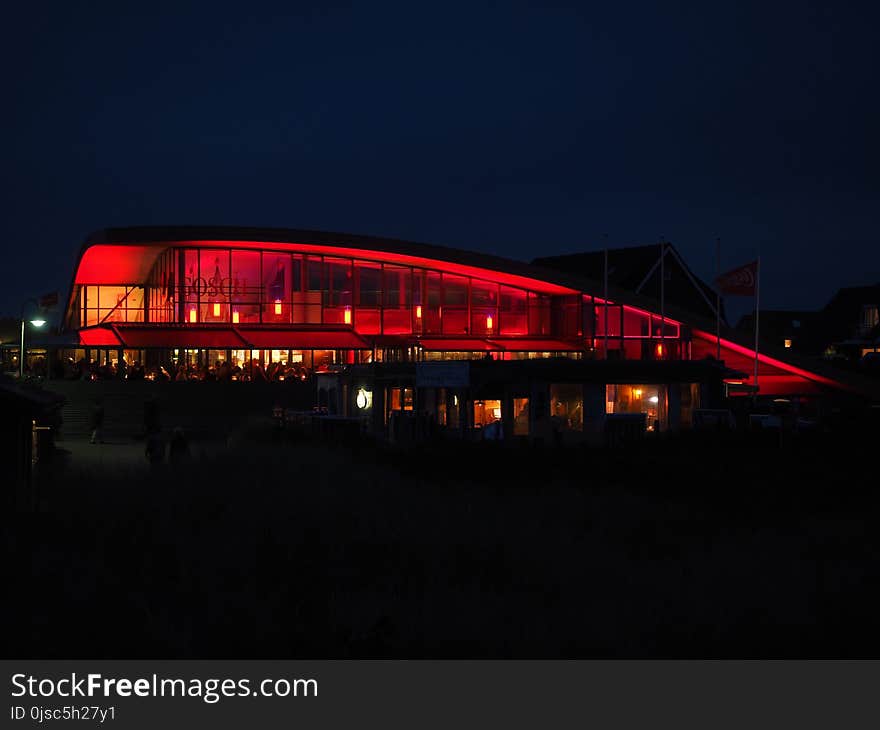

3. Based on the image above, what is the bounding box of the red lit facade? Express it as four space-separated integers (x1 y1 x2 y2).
61 226 862 399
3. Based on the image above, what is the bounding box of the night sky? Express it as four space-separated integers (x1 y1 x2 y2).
2 1 877 323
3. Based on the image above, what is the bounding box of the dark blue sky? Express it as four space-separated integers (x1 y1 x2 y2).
2 1 877 322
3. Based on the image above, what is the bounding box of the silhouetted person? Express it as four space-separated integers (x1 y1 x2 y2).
129 361 144 380
251 359 268 382
168 426 190 465
89 399 105 444
145 432 165 466
144 396 161 436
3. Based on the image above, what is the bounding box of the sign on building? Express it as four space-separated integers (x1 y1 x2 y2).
416 361 470 388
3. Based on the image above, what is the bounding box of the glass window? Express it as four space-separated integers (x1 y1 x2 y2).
513 397 529 435
473 399 502 429
623 307 650 338
500 286 528 335
201 250 230 322
650 315 679 339
263 253 291 323
605 384 667 431
355 261 382 333
425 271 442 334
183 249 200 323
306 256 323 291
324 258 353 324
471 279 497 336
550 384 583 431
442 274 469 334
528 293 551 335
384 265 412 334
231 250 261 324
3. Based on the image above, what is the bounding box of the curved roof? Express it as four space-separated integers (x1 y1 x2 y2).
72 225 583 295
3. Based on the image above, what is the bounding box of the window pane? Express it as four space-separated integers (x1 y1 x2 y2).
550 383 583 431
231 250 261 324
201 250 230 322
471 279 497 335
384 265 412 334
501 286 528 335
262 253 291 322
442 274 469 334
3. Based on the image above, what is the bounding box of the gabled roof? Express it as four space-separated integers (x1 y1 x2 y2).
532 243 726 324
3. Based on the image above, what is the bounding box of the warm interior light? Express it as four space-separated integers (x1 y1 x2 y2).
274 299 282 315
633 388 642 398
415 305 422 319
189 307 197 323
486 314 493 331
649 395 659 403
356 388 373 409
344 306 352 325
30 319 46 328
784 339 792 348
655 343 663 356
213 302 221 317
232 310 240 324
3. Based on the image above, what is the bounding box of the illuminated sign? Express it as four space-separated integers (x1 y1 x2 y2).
356 388 373 410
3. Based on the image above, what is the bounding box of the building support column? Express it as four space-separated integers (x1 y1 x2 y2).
583 383 606 444
667 384 681 432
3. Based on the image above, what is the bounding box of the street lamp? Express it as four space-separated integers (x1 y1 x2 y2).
20 298 47 379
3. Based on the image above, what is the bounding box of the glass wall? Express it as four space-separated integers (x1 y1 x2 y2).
550 383 583 431
80 286 145 326
605 384 668 431
133 245 685 362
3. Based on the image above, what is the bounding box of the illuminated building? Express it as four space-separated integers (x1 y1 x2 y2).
50 226 877 438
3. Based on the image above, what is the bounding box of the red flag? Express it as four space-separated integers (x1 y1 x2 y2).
715 260 758 296
39 291 59 309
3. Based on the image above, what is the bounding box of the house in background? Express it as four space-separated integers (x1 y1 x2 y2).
737 284 880 366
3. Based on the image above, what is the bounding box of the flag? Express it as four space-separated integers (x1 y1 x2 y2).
39 291 59 309
715 260 758 296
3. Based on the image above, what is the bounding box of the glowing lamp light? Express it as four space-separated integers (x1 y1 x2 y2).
655 343 664 357
649 395 659 403
274 299 282 315
213 302 221 317
486 314 493 331
189 307 197 323
633 388 642 398
356 388 373 410
232 310 240 324
415 305 422 319
344 306 352 325
30 319 46 328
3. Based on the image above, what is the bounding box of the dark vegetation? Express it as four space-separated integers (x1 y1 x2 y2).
5 421 880 658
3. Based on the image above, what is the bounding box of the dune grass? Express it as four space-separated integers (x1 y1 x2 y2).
6 424 879 657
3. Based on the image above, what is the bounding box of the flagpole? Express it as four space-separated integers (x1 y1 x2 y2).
659 237 665 358
715 238 721 360
753 256 761 398
603 244 609 360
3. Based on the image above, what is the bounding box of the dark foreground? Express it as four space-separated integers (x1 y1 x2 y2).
6 423 880 658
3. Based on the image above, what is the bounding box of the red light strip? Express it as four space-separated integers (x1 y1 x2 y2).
122 240 579 295
693 329 846 390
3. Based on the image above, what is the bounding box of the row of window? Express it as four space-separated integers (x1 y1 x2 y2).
73 247 682 346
